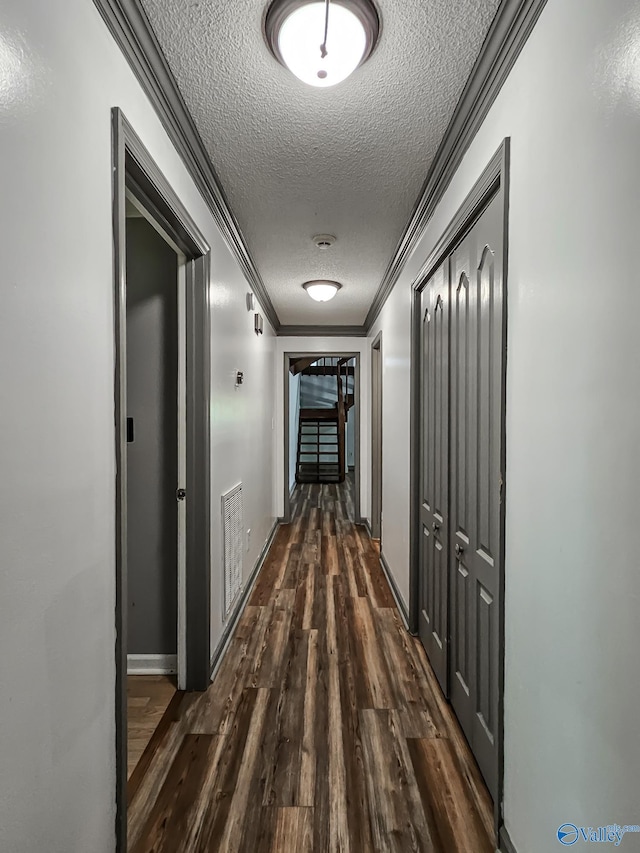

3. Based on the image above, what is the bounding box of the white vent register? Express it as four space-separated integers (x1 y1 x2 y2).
222 482 244 619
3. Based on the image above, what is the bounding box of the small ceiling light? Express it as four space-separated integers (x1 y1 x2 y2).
303 280 342 302
265 0 380 88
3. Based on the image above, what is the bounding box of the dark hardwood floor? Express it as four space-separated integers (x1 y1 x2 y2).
127 480 495 852
127 675 178 780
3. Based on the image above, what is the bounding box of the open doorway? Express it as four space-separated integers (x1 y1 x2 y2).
284 352 360 523
124 199 181 789
112 109 212 851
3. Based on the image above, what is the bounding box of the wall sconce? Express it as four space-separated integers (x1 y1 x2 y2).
254 313 264 335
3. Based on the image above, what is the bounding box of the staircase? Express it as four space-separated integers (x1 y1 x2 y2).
296 410 341 484
291 357 355 485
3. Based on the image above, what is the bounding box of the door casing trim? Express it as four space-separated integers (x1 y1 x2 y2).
409 137 510 838
370 332 383 540
112 107 212 853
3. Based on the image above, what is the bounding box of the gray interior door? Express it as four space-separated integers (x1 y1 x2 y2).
418 262 449 693
449 191 504 800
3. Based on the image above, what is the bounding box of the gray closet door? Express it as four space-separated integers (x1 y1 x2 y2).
449 191 504 800
418 261 449 692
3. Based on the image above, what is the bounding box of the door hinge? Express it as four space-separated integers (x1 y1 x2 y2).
176 488 186 501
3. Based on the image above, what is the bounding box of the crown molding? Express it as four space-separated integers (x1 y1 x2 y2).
364 0 549 332
92 0 281 332
94 0 548 339
277 324 367 337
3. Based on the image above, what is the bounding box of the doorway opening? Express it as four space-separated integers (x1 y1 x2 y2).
284 352 361 524
370 333 383 541
112 109 212 852
124 198 182 793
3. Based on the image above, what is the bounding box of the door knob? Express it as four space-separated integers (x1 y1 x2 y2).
432 521 441 533
454 543 464 559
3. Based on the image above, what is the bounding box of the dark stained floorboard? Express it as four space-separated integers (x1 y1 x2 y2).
128 480 495 852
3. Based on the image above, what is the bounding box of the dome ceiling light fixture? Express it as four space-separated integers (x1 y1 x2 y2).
264 0 380 88
302 280 342 302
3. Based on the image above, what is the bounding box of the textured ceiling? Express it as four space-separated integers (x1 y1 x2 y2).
140 0 502 326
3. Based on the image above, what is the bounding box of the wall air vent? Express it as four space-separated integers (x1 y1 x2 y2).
222 482 244 619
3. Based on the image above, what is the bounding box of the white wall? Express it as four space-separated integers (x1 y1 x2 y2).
370 0 640 850
367 281 412 609
208 252 276 651
0 1 275 849
275 338 369 519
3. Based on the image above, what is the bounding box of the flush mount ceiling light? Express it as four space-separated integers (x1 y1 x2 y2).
303 280 342 301
265 0 380 88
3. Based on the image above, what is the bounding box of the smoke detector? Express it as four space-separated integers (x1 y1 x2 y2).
313 234 336 249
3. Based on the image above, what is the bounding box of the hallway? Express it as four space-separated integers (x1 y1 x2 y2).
127 481 495 852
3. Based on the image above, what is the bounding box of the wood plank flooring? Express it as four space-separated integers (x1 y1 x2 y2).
127 481 495 852
127 676 178 779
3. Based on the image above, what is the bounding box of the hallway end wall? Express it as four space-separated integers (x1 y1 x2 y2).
369 0 640 850
0 1 276 849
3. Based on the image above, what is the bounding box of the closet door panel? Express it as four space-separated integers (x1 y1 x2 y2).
469 194 504 800
449 191 504 801
450 235 477 740
418 262 449 693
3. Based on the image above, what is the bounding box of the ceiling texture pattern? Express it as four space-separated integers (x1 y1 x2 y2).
139 0 502 326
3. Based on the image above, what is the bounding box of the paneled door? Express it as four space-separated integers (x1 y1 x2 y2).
418 261 450 693
449 190 504 800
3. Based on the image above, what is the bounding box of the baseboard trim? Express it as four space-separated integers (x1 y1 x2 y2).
380 550 410 629
127 654 177 675
498 825 517 853
209 518 280 679
361 518 373 538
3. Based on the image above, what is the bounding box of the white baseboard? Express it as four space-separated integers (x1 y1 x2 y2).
379 550 410 630
127 654 177 675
